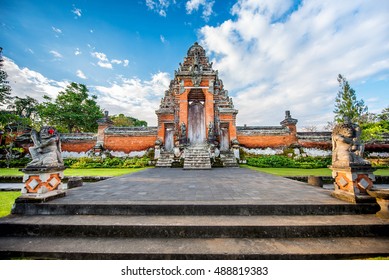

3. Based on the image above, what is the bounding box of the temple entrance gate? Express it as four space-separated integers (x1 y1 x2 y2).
187 89 206 145
155 42 239 168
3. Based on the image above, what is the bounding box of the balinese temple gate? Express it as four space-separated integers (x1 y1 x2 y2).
155 42 239 169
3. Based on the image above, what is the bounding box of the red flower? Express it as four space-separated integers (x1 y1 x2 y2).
48 128 55 135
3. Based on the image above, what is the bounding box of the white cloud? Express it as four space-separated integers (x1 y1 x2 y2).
2 57 68 102
2 57 169 126
97 61 113 69
111 59 122 65
186 0 215 21
74 48 81 56
145 0 174 17
72 6 82 18
51 26 62 34
91 51 113 69
160 34 166 43
91 52 128 69
91 52 108 62
49 50 63 58
199 0 389 128
94 72 171 125
76 70 87 79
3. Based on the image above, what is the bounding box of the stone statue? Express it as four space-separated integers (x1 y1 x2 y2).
332 119 370 167
180 122 186 138
208 122 214 137
27 126 63 168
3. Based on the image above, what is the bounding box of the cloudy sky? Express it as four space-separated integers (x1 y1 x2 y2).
1 0 388 129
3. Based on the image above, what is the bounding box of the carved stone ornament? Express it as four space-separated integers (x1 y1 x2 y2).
27 126 64 168
331 120 370 168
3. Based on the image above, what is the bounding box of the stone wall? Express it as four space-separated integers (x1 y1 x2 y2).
60 133 96 153
103 127 157 153
237 126 297 148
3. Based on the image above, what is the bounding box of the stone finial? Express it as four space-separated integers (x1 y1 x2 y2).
97 110 113 125
280 110 298 127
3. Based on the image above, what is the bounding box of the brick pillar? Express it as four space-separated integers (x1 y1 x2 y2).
280 110 298 136
95 111 113 152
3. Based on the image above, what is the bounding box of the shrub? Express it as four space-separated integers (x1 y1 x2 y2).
0 158 30 168
246 155 331 169
64 156 150 169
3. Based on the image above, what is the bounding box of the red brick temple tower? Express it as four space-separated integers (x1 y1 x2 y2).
155 42 238 168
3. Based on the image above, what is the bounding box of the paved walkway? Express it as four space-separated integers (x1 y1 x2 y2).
41 168 348 205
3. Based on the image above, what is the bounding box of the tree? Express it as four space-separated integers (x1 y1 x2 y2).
111 114 148 127
7 96 39 119
360 106 389 142
334 74 367 124
0 47 12 106
37 82 103 132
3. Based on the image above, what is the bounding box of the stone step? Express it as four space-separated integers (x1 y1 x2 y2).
155 153 174 168
1 215 388 238
11 201 379 216
1 236 388 260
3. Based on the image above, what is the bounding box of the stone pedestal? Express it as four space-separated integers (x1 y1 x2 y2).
367 189 389 219
18 166 67 202
330 165 376 203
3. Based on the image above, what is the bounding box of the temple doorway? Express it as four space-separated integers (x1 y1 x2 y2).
164 124 174 151
188 90 206 145
220 124 229 151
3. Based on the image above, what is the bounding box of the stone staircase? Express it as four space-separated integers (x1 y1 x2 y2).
155 152 174 168
183 144 211 170
0 203 388 259
220 151 239 167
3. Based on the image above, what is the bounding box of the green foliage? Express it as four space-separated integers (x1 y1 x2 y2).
334 74 367 124
0 47 12 106
359 106 389 142
0 157 30 168
37 82 104 133
0 192 20 218
111 114 148 127
63 156 150 169
246 155 331 169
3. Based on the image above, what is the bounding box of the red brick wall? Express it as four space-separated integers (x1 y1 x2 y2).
237 134 297 148
104 135 157 153
61 141 96 153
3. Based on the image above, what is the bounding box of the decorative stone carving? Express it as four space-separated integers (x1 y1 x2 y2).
19 126 66 201
27 126 64 168
208 122 214 138
154 139 162 160
331 120 370 168
330 119 375 203
231 139 240 159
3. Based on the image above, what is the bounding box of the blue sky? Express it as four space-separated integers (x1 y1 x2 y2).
1 0 388 128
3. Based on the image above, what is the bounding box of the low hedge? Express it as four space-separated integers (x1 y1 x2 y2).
0 156 150 169
246 155 332 169
64 156 150 169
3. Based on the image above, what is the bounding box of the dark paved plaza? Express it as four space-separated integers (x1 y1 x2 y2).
52 167 344 205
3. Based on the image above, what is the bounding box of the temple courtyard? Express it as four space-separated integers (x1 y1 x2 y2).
1 167 388 259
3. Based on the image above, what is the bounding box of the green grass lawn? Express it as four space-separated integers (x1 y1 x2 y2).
0 167 149 177
242 165 389 177
0 168 149 218
0 192 20 218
